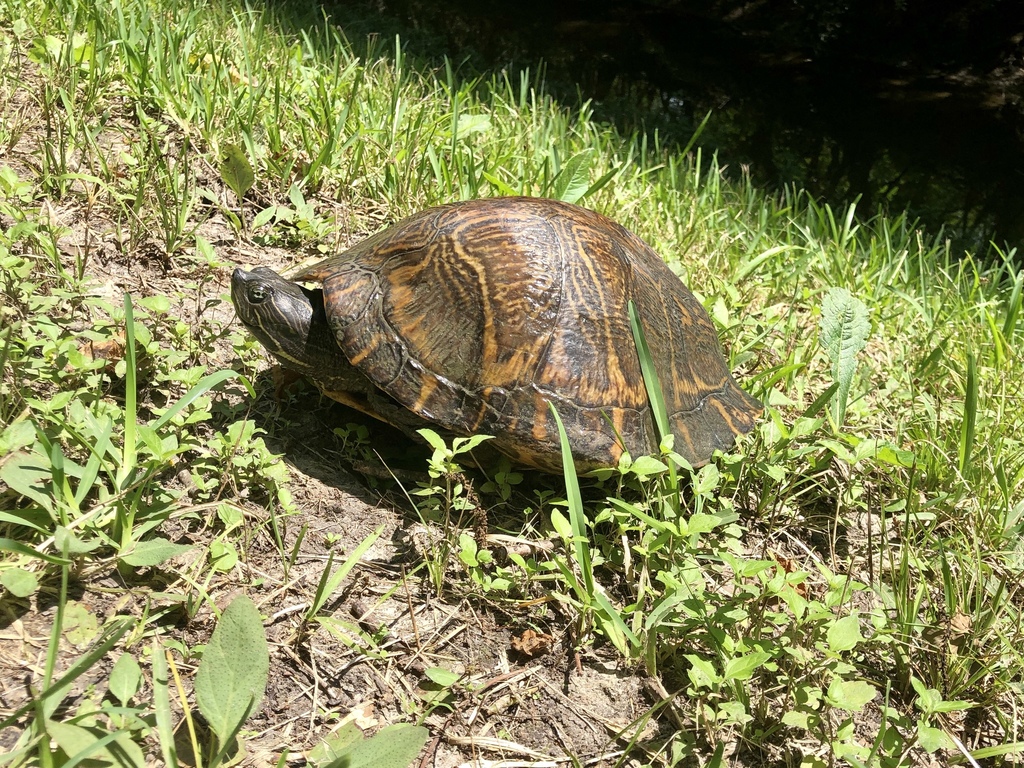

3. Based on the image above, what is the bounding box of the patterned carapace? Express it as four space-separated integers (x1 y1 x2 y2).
232 197 761 472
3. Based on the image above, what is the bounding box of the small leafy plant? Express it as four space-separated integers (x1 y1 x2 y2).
818 286 871 430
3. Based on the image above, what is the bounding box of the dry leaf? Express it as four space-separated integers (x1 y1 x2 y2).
510 629 554 658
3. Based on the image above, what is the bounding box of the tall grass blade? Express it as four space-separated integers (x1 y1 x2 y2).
151 369 255 430
1002 272 1022 339
120 294 138 491
307 527 383 621
629 300 679 493
959 350 977 474
547 403 593 597
590 590 639 654
548 403 636 654
628 301 669 441
151 640 179 768
0 537 70 565
679 109 713 157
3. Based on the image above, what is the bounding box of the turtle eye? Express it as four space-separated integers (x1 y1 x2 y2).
248 284 268 304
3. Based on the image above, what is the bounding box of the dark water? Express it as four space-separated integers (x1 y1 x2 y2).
324 0 1024 254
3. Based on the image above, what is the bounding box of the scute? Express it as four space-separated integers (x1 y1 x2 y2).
294 197 760 471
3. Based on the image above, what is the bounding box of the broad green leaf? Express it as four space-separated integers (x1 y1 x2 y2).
31 34 63 61
794 684 823 709
287 183 307 210
209 540 238 572
716 701 751 726
137 294 171 314
911 677 942 712
47 720 146 767
687 513 723 536
694 463 721 495
909 678 973 714
819 438 857 464
217 503 245 532
109 653 143 705
55 528 99 557
731 558 777 579
417 679 455 711
685 654 721 689
451 434 493 453
454 113 491 137
932 697 975 714
917 724 955 752
826 615 863 653
308 721 364 765
0 419 35 454
1 567 37 597
64 601 100 646
194 233 220 265
782 709 811 729
825 678 876 712
552 149 594 204
789 417 823 440
326 724 429 768
818 287 870 429
136 424 171 460
0 452 54 512
457 532 478 567
252 205 282 229
549 507 573 541
628 455 668 478
712 296 730 327
848 436 917 467
120 538 193 567
723 651 771 681
219 143 254 202
424 667 461 687
873 442 916 467
416 428 448 453
194 595 269 744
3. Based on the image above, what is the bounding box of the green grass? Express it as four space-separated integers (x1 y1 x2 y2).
1 0 1022 764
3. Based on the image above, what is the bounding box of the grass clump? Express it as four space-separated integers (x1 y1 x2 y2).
0 0 1022 764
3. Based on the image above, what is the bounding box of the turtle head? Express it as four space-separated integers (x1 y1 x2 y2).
231 267 345 379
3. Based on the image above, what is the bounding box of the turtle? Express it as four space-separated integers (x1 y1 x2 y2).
231 197 761 473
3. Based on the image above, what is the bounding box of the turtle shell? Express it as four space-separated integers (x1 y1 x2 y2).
295 197 760 472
